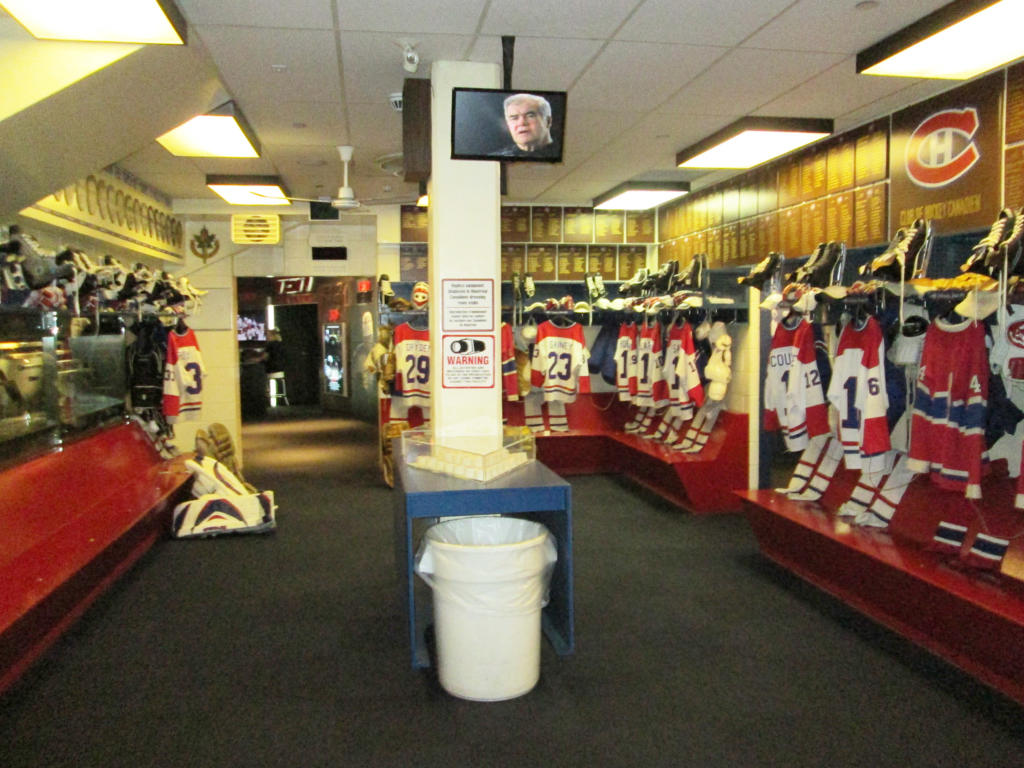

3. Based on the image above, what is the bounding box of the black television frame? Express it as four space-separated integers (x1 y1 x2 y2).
450 87 566 163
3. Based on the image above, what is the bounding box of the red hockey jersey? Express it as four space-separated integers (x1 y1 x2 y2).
906 317 988 499
501 322 518 400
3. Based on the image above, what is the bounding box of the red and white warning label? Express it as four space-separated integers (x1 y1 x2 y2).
441 334 495 389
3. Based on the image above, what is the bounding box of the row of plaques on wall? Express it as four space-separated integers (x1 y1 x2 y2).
398 243 650 283
400 205 656 245
657 123 888 243
660 182 889 266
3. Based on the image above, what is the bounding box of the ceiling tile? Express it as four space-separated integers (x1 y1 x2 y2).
753 56 946 126
659 47 845 117
195 26 341 104
338 31 475 104
560 109 642 169
336 0 488 34
466 36 603 91
481 0 639 39
177 0 335 29
244 100 348 147
570 40 726 112
615 0 793 47
745 0 954 53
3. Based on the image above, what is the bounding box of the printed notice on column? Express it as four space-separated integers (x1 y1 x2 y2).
442 335 495 389
441 279 494 333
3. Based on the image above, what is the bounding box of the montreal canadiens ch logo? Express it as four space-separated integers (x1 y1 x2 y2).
1007 320 1024 349
905 107 980 189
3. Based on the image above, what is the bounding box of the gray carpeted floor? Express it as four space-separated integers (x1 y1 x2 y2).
2 409 1023 767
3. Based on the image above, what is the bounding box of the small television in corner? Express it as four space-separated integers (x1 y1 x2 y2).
451 87 566 163
237 313 266 341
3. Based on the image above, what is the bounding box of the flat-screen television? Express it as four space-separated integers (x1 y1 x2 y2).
451 87 566 163
237 313 266 341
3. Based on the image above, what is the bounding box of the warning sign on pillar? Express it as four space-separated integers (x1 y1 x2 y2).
442 279 494 332
442 335 495 389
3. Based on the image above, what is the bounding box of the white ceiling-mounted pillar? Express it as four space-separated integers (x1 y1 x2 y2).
428 60 502 448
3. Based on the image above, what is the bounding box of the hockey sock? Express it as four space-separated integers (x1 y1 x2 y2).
964 532 1010 570
929 520 969 556
623 408 645 433
678 401 723 453
547 401 569 432
658 411 687 445
524 393 545 432
837 467 889 518
649 412 671 441
788 436 844 501
855 453 917 527
643 409 668 439
775 434 830 495
635 407 656 435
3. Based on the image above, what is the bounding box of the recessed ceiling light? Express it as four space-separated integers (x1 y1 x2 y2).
676 116 833 169
206 175 291 206
593 181 690 211
858 0 1024 79
0 0 186 44
156 101 260 158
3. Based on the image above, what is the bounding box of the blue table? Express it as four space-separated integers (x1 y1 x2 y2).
393 450 574 668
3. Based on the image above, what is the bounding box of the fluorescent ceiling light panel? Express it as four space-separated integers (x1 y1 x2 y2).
157 102 260 157
593 182 690 211
1 0 186 44
857 0 1024 79
676 117 833 169
207 175 291 206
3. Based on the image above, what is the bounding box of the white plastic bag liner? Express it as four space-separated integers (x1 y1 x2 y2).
414 516 557 701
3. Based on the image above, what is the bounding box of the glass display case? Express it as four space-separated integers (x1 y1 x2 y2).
0 308 126 462
402 426 536 482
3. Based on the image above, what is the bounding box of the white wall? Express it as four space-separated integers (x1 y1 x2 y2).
173 211 380 463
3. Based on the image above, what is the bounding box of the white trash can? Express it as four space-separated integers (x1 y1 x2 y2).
414 516 557 701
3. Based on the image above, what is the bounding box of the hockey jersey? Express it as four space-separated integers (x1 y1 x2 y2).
501 322 518 400
666 321 704 417
531 320 590 403
163 325 205 423
614 322 638 402
392 322 431 405
826 316 891 471
906 317 989 499
634 319 669 408
763 315 830 452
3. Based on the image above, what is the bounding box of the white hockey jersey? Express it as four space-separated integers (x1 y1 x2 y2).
392 322 431 405
763 314 829 452
667 321 704 417
826 315 891 472
634 319 669 408
615 322 638 402
163 326 205 423
531 320 590 403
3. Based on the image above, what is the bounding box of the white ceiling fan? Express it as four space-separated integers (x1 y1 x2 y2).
277 145 418 211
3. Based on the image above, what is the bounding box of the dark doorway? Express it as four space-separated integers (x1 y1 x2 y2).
273 304 321 407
